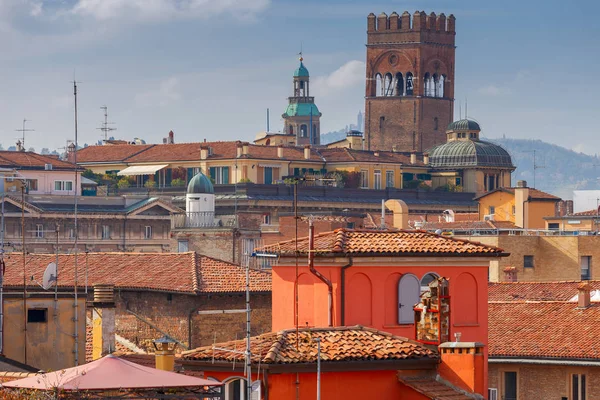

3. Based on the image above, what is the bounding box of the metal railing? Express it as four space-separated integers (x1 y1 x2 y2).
171 212 228 229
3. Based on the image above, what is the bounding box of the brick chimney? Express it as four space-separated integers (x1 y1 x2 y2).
577 282 591 309
438 342 485 397
92 284 116 360
503 266 517 282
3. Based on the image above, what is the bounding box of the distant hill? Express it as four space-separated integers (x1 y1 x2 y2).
321 128 598 199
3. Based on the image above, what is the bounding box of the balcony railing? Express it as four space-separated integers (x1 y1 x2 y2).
172 212 232 229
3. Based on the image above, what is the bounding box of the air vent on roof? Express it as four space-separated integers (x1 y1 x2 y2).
44 163 53 170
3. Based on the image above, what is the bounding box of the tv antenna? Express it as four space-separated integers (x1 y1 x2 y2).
15 119 34 150
522 149 546 189
97 106 116 142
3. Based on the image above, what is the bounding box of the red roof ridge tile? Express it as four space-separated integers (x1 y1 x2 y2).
489 279 600 285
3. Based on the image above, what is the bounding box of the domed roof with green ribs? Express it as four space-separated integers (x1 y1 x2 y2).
447 119 481 132
283 103 321 118
428 140 514 169
187 171 214 194
294 61 309 78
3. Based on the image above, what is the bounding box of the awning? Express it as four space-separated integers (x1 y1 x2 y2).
258 164 281 168
117 165 168 176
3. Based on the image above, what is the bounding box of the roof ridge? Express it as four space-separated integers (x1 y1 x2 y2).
489 280 600 285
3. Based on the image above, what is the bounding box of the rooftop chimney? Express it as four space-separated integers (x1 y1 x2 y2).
277 145 284 158
578 282 591 309
516 180 528 188
304 145 311 160
200 145 209 160
236 141 243 158
410 152 417 165
385 199 409 230
438 342 486 397
242 142 249 156
92 284 116 360
167 130 174 144
503 266 517 282
423 153 429 165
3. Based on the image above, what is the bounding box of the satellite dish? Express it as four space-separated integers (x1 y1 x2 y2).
42 262 57 290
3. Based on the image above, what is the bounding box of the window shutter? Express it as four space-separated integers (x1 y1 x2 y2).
223 167 230 184
398 274 420 324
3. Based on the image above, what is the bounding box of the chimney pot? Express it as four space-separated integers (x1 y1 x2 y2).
242 142 249 156
304 145 311 160
578 282 592 309
503 266 517 282
517 180 528 188
277 145 284 158
410 152 417 165
423 153 429 165
200 145 209 160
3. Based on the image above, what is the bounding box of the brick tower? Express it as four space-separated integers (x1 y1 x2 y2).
364 11 456 152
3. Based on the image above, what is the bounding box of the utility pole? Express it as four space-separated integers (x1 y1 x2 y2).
15 119 34 150
97 106 116 142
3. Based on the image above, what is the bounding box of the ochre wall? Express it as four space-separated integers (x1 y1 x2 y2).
3 295 87 371
477 190 515 223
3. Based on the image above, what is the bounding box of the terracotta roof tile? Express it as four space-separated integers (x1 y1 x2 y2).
76 144 155 163
0 151 78 170
488 281 600 302
489 301 600 360
257 228 506 256
570 208 600 217
474 187 560 201
182 326 438 364
398 376 476 399
2 253 270 294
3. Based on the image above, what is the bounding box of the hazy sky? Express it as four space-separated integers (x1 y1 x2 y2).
0 0 598 153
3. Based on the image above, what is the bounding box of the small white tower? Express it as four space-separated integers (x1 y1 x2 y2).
186 171 215 227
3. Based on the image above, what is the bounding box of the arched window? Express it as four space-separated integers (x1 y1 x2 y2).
420 272 439 293
375 73 383 97
312 124 317 143
423 73 431 97
434 117 439 131
384 73 393 96
437 75 445 98
398 273 420 324
395 73 404 96
300 124 308 137
289 125 294 135
223 377 246 400
265 139 270 146
405 72 414 95
432 74 439 97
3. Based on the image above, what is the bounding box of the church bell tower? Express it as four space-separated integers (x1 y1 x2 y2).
282 55 322 146
364 11 456 152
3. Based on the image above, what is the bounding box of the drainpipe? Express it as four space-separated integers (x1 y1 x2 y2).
340 258 353 326
308 220 333 327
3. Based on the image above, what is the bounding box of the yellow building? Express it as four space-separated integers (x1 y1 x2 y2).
544 208 600 232
3 291 87 371
474 181 561 229
76 140 430 190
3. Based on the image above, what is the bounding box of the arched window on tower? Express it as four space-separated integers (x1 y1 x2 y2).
438 75 445 98
384 73 393 96
289 125 294 135
300 124 308 137
395 73 404 96
312 124 317 143
375 73 383 97
406 72 414 95
432 74 439 97
423 73 431 97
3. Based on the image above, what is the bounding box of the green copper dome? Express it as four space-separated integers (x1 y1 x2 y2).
187 171 214 194
283 103 320 117
294 61 310 77
428 140 514 169
447 119 481 132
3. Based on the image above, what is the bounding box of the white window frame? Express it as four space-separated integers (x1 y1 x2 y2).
54 180 73 191
488 388 498 400
572 373 587 400
144 225 153 239
101 225 110 240
386 170 394 188
581 256 591 280
35 224 44 238
360 170 369 189
262 214 271 225
373 170 382 190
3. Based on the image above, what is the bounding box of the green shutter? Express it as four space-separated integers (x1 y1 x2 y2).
223 167 230 184
209 167 216 180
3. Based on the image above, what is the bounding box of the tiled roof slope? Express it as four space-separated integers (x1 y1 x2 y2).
489 301 600 360
489 281 600 302
257 229 505 256
182 326 438 364
398 376 477 400
571 209 600 217
76 141 427 166
2 253 270 294
0 151 77 170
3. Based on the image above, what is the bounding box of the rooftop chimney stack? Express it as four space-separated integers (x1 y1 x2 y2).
168 130 174 144
578 282 591 309
438 342 486 397
277 145 284 159
304 145 311 160
242 142 249 156
503 266 517 282
200 145 208 160
423 153 429 165
92 284 116 360
236 141 243 158
410 152 417 165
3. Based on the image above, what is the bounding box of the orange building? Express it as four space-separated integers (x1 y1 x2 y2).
180 228 506 399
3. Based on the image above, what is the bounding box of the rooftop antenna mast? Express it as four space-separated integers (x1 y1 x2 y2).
522 149 546 189
15 119 34 150
97 106 116 142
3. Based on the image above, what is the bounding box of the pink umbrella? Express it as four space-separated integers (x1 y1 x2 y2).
2 355 221 391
